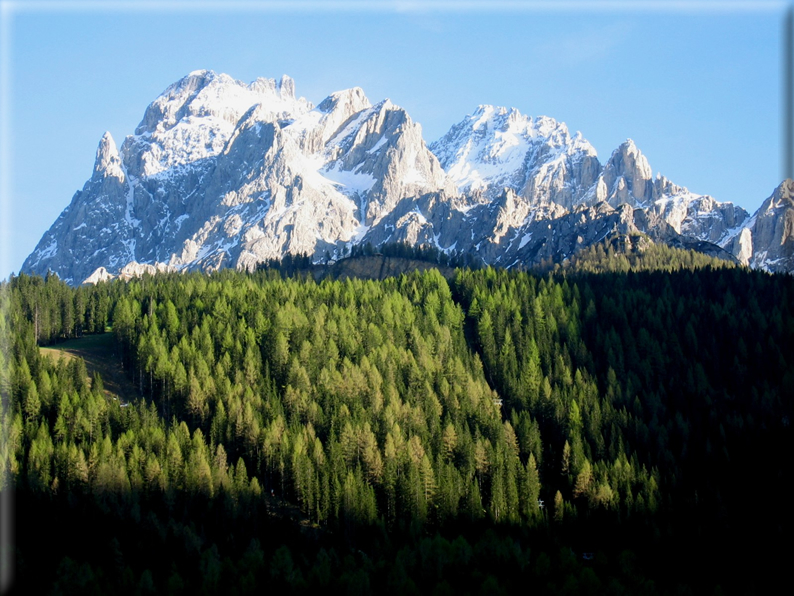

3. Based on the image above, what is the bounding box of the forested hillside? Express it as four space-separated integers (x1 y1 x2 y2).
1 257 791 594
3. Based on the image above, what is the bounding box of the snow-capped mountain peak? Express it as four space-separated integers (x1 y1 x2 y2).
123 70 313 180
21 71 793 283
430 105 600 209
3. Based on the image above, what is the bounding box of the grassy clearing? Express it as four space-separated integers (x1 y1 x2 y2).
40 333 141 404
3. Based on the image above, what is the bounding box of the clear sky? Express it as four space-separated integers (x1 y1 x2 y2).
0 1 788 280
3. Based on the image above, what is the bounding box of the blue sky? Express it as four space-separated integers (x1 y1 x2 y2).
0 1 788 280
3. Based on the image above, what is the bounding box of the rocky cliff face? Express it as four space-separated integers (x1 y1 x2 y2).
589 141 751 249
739 179 794 272
21 71 792 284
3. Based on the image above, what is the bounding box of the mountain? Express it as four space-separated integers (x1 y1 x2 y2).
429 105 600 208
738 178 794 272
22 70 791 284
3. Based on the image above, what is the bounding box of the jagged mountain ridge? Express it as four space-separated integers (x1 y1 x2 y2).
22 70 792 284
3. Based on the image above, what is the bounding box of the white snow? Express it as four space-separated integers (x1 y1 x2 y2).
38 240 58 260
174 214 190 231
719 214 756 248
132 71 312 178
123 170 141 231
367 134 389 154
321 163 376 195
328 105 377 146
431 104 597 199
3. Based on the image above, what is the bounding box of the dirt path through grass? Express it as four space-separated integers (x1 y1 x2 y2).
40 333 142 405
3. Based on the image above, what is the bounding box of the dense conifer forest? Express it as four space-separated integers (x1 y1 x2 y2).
0 246 791 594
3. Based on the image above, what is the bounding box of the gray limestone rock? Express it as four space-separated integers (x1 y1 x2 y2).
596 140 654 208
744 179 794 272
